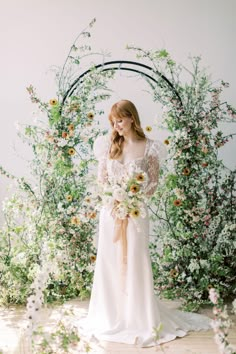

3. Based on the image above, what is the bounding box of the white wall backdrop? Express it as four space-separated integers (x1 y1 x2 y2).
0 0 236 224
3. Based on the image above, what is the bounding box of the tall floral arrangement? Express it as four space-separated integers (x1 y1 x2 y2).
128 48 236 310
0 19 113 304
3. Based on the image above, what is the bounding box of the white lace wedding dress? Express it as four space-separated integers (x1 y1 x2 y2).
79 135 211 347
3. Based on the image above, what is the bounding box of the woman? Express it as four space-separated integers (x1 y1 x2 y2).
80 99 210 347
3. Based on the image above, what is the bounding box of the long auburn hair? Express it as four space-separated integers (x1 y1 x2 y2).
108 100 146 159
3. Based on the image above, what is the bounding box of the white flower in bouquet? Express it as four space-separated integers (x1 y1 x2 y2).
113 187 127 202
116 204 129 219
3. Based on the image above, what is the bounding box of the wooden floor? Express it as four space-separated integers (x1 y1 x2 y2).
0 299 235 354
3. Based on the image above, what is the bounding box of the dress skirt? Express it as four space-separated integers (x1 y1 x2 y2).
79 205 211 347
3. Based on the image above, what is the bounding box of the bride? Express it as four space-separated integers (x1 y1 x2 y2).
79 99 211 347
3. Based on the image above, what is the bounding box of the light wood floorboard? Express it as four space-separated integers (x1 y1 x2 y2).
0 299 235 354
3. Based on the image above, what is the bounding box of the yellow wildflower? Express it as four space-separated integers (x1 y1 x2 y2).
90 255 96 262
88 212 97 219
87 112 95 119
66 195 73 202
71 216 81 225
170 269 179 278
68 148 76 156
145 126 152 132
68 124 75 131
173 199 182 207
182 167 191 176
49 98 58 106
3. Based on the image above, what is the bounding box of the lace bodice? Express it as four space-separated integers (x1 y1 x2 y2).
93 135 167 197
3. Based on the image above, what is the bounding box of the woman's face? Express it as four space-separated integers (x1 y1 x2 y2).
112 116 133 136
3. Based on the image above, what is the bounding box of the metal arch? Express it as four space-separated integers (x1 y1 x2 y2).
61 60 183 107
101 67 158 84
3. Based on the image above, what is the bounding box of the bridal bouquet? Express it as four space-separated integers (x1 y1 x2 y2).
100 169 148 222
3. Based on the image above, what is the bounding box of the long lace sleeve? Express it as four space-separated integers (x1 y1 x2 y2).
145 140 167 197
93 135 110 184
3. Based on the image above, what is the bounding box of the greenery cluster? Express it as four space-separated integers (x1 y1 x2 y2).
129 48 236 310
32 318 90 354
0 19 113 305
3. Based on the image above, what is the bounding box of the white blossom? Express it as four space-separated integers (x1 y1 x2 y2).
209 288 219 304
57 138 69 147
188 259 200 273
113 187 127 202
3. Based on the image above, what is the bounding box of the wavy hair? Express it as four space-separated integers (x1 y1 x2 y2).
108 100 146 159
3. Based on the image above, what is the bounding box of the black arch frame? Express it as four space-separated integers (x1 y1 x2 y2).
61 60 183 108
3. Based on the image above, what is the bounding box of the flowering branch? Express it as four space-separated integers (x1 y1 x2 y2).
209 288 236 354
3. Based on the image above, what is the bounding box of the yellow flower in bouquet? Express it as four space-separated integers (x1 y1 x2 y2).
130 208 140 218
136 173 145 183
130 184 140 194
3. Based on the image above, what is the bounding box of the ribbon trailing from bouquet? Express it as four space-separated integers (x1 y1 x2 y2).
113 217 128 265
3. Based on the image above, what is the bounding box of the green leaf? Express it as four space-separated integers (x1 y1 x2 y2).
159 49 169 58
